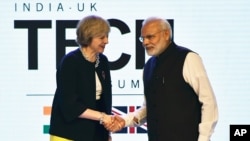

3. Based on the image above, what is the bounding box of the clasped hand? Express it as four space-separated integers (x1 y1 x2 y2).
101 114 125 132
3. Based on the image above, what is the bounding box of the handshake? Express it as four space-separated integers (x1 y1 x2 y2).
100 114 126 132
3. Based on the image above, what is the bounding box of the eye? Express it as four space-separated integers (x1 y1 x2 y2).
99 35 108 40
146 35 154 40
145 35 155 40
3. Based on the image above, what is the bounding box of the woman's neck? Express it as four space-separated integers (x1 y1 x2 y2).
80 47 97 62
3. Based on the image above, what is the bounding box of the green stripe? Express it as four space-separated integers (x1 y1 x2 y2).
43 125 50 134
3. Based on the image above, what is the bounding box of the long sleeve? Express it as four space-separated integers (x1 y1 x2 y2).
56 54 90 122
123 97 147 127
183 52 218 141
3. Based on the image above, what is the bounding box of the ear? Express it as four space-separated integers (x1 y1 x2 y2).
163 30 170 40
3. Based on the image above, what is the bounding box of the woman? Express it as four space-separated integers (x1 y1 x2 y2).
49 15 113 141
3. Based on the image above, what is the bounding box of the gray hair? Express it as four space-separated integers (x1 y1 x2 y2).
142 17 173 40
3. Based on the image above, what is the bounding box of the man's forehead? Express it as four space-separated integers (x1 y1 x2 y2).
141 24 160 34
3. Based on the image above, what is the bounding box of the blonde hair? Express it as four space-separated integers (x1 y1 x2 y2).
76 15 110 47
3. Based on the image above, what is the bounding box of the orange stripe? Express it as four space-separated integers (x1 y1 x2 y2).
43 106 52 115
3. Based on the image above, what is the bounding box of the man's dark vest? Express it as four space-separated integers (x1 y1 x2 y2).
143 42 201 141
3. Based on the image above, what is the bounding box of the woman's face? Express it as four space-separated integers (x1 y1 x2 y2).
89 34 109 54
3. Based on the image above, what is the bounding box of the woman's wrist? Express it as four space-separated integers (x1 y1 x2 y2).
99 112 105 124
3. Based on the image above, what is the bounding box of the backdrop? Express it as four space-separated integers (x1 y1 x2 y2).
0 0 250 140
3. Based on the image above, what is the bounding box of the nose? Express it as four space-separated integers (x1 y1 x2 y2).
104 36 109 44
142 38 149 46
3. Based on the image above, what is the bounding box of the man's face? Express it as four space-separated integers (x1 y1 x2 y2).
140 22 170 56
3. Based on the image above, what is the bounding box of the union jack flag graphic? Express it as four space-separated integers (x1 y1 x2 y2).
112 106 147 134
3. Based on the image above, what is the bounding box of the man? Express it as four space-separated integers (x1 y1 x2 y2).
105 17 218 141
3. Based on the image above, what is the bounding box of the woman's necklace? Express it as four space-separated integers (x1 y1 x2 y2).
95 55 100 68
80 48 100 68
